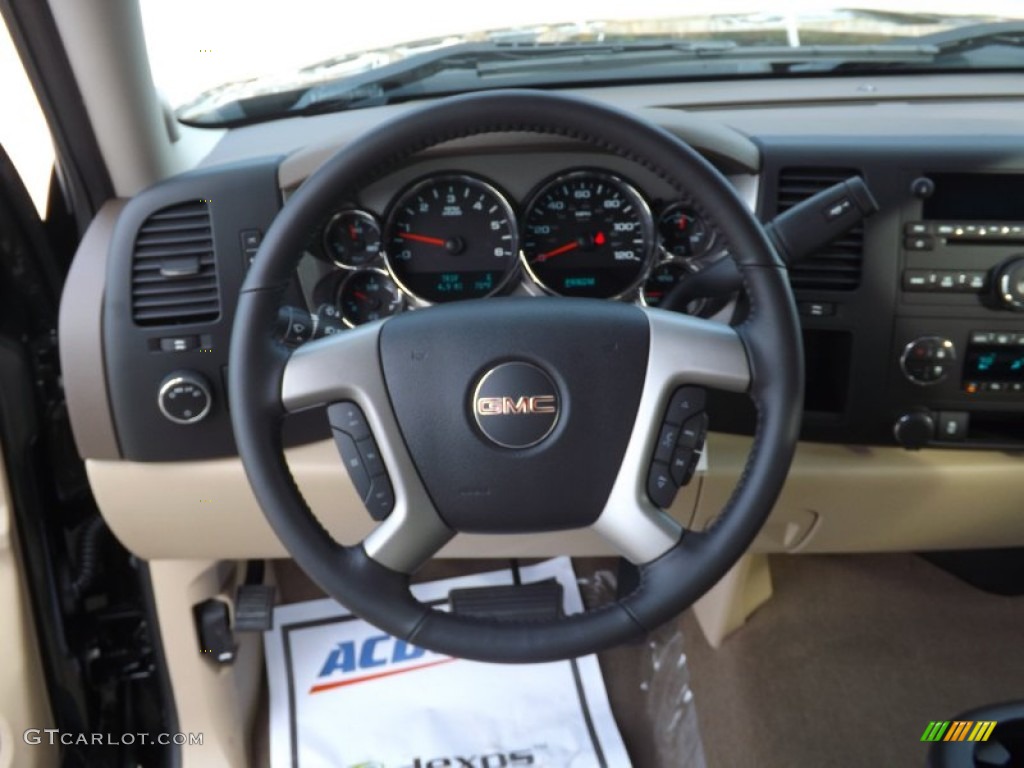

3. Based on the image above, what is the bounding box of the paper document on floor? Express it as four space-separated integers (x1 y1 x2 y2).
264 556 631 768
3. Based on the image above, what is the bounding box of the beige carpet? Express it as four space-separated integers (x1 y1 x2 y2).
681 554 1024 768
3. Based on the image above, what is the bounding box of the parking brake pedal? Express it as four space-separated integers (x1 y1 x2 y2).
450 579 563 621
194 599 236 664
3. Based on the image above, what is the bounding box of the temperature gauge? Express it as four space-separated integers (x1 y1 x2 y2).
338 269 403 327
658 204 713 259
323 210 382 268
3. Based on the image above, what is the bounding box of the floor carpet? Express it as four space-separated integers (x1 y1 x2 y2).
681 554 1024 768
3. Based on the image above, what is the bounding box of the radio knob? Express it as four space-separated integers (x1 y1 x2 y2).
894 411 934 450
993 257 1024 311
157 371 212 425
900 336 956 386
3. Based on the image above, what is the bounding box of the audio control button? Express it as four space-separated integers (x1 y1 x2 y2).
904 235 935 251
903 270 930 291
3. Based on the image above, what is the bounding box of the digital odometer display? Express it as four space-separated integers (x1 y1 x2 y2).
384 175 518 303
521 171 654 299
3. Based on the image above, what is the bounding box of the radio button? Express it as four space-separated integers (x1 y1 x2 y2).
903 270 930 291
904 235 935 251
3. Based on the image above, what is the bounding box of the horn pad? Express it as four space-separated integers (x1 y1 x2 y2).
379 298 649 533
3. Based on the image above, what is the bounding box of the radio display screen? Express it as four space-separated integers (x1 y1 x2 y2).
923 173 1024 221
964 344 1024 381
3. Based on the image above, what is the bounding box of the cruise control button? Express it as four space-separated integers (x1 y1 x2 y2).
669 447 697 486
365 475 395 521
654 423 680 463
665 387 706 426
357 436 385 477
647 462 677 509
677 412 709 450
327 401 371 441
330 429 371 500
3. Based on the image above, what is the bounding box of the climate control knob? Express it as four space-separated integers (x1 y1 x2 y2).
993 257 1024 311
157 372 212 425
894 411 934 450
900 336 955 386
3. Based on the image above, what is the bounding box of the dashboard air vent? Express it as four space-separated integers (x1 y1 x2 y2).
777 167 864 291
131 201 220 325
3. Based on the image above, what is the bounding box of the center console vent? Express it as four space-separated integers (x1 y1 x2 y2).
131 201 220 326
777 167 864 291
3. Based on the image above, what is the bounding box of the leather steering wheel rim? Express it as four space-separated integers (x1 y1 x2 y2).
229 89 803 663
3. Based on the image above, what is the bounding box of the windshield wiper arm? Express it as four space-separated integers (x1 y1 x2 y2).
288 41 750 114
292 40 945 114
915 21 1024 56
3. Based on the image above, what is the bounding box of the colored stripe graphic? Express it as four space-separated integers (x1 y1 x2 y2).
975 722 997 742
308 657 457 694
922 720 997 742
946 721 969 741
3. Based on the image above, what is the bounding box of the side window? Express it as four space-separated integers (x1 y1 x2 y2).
0 16 56 217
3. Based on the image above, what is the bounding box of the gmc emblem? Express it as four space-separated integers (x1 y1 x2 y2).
475 395 557 416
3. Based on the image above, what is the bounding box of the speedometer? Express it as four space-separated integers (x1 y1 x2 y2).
521 171 654 299
383 174 518 303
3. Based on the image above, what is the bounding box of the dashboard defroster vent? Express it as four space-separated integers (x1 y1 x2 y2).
131 201 220 325
777 167 864 291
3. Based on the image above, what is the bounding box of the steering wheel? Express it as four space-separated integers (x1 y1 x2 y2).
229 90 802 663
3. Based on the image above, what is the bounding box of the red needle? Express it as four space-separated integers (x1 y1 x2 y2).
538 241 579 261
397 232 446 247
354 291 370 301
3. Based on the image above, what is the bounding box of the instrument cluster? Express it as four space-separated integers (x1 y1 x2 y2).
311 168 725 326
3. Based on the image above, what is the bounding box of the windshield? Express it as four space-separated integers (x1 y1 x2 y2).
140 1 1024 126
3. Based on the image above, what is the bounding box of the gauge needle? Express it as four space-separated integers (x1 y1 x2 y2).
353 291 370 301
537 241 579 261
396 232 446 247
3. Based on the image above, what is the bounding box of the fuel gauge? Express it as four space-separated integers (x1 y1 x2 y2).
323 210 382 268
338 269 403 327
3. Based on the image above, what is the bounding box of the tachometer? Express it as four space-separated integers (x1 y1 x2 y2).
383 175 518 303
521 171 654 299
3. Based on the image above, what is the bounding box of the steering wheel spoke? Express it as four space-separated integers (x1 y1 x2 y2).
281 321 454 573
281 321 385 413
593 307 751 563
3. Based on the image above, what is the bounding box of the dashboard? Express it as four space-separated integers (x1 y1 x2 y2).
57 75 1024 561
301 165 729 330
